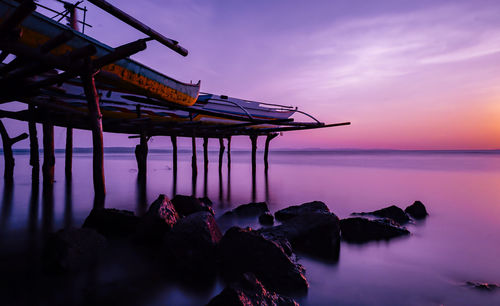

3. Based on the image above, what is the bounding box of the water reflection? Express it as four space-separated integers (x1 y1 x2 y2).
0 179 14 240
41 180 54 239
136 176 147 216
64 176 73 229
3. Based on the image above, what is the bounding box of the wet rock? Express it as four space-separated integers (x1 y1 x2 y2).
405 201 428 219
340 217 410 242
207 273 298 306
165 211 222 276
136 195 180 243
260 212 340 260
466 281 500 291
259 212 274 225
82 208 140 238
275 201 329 221
44 228 106 273
217 227 308 294
231 202 269 217
171 195 214 216
353 205 409 224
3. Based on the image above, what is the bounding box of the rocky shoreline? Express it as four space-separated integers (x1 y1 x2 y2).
44 195 428 305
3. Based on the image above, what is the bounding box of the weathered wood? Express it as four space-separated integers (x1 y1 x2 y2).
191 135 197 176
250 135 258 202
82 58 105 197
0 0 36 35
0 120 28 180
42 122 55 183
218 137 225 173
264 133 278 171
28 105 39 173
135 131 148 178
203 136 209 170
65 127 73 176
170 135 177 174
227 136 231 171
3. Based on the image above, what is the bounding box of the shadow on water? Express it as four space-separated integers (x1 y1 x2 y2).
64 176 73 229
204 163 208 198
192 167 197 197
265 169 270 203
136 175 148 216
226 158 231 204
0 178 14 240
218 166 224 206
41 180 54 239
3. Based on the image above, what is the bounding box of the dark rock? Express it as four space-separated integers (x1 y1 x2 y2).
405 201 428 219
199 196 213 207
217 227 308 294
275 201 329 221
259 212 274 225
136 195 180 243
353 205 409 224
165 211 222 276
232 202 269 217
44 228 106 273
260 212 340 260
340 217 410 242
207 273 298 306
82 208 140 238
171 195 214 216
466 281 500 291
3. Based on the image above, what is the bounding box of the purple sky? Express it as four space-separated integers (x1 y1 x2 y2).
4 0 500 149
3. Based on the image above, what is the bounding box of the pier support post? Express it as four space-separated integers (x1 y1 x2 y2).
170 135 177 175
218 137 225 173
191 135 197 176
203 136 209 171
28 105 39 179
250 134 258 202
65 127 73 176
0 120 27 180
227 136 231 171
82 58 105 198
135 132 148 179
42 122 55 184
264 133 278 172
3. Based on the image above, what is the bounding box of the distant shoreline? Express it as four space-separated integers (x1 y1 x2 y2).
3 147 500 155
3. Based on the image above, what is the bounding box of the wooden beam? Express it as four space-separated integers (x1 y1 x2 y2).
82 58 105 197
264 133 278 172
0 0 36 35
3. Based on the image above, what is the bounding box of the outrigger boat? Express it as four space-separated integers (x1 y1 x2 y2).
0 0 200 106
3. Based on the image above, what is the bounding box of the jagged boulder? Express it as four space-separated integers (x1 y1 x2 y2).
260 212 340 260
165 211 222 276
275 201 329 221
259 212 274 225
217 227 308 294
340 217 410 242
207 273 298 306
44 228 106 273
352 205 409 224
136 195 180 243
82 208 140 238
171 195 214 216
405 201 428 219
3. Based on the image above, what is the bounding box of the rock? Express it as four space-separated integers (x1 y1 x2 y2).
217 227 308 294
405 201 428 219
44 228 106 273
353 205 409 224
340 217 410 242
275 201 329 221
260 212 340 260
171 195 214 216
466 281 500 291
231 202 269 217
259 212 274 225
135 195 180 243
207 273 298 306
82 208 140 238
165 211 222 276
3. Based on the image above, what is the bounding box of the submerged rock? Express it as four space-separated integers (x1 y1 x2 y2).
207 273 298 306
136 195 180 243
353 205 409 224
259 212 274 225
171 195 214 216
217 227 308 294
82 208 140 238
405 201 428 219
231 202 269 217
275 201 329 221
260 212 340 260
44 228 106 273
165 211 222 276
466 281 500 291
340 217 410 242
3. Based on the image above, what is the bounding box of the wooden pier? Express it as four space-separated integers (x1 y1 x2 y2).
0 0 350 201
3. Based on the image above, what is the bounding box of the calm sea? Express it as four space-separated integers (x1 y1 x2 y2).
1 150 500 305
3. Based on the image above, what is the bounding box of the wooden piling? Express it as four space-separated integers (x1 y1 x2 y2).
135 131 148 179
191 135 197 175
218 137 225 173
250 134 258 202
82 58 105 197
203 136 209 170
170 135 177 196
264 133 278 171
42 122 55 183
65 127 73 176
227 136 231 171
28 105 39 173
0 120 28 180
